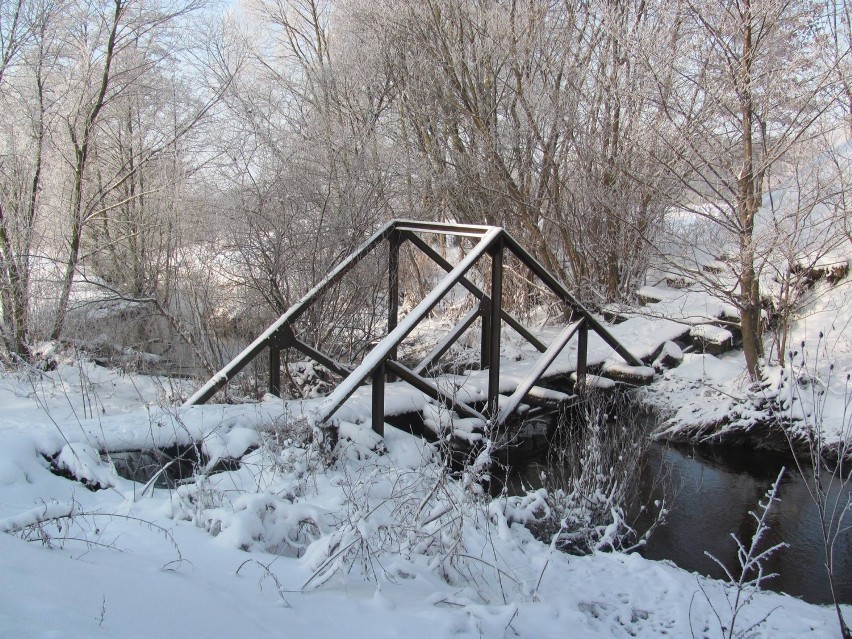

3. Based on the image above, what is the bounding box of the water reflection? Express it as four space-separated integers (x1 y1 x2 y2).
508 440 851 604
637 443 852 605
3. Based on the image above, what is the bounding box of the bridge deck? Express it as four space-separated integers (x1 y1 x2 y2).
314 322 657 428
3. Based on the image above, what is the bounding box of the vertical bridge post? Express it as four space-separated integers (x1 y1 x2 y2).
372 363 385 436
387 230 401 369
268 329 292 397
371 231 401 435
487 236 503 418
269 347 281 397
576 318 588 393
480 298 491 369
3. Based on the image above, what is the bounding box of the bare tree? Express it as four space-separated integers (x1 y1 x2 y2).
555 0 685 303
50 0 213 341
823 0 852 137
50 0 126 340
349 0 683 307
211 0 394 360
0 0 238 368
0 0 61 360
657 0 839 380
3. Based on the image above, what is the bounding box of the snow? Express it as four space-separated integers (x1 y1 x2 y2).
54 442 120 489
0 355 849 638
3 204 851 636
600 362 656 380
526 385 577 401
640 271 852 447
637 286 740 324
690 324 734 345
572 372 617 389
625 215 852 447
651 341 683 370
607 316 692 360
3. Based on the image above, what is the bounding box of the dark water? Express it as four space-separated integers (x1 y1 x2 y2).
509 439 852 605
108 446 241 488
636 442 852 605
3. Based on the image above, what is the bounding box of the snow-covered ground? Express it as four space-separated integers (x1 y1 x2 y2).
640 274 852 450
1 353 849 638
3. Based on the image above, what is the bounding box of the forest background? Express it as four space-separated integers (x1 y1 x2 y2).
1 0 851 387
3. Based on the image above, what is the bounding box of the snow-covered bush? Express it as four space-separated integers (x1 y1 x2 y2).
302 451 468 589
284 360 337 399
172 416 324 546
495 393 665 554
691 470 788 639
168 418 531 603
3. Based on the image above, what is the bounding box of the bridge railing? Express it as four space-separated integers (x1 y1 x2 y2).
185 220 642 435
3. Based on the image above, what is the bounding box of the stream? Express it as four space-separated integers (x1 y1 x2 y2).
512 438 851 605
636 441 852 606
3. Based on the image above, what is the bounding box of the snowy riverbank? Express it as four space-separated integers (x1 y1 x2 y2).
638 276 852 459
0 357 849 638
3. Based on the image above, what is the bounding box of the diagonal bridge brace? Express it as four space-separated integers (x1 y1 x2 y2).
185 220 642 438
313 226 504 429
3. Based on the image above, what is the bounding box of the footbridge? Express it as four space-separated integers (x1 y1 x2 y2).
185 220 646 439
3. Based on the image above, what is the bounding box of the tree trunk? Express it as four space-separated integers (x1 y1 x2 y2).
737 0 764 382
739 261 763 379
50 0 123 341
0 204 30 359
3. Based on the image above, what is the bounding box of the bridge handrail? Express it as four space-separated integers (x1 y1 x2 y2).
184 221 397 405
185 219 643 435
312 227 502 424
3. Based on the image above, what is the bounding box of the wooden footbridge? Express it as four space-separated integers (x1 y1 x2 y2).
186 220 645 440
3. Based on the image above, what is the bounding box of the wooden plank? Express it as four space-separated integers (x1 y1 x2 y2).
385 360 487 422
394 219 493 237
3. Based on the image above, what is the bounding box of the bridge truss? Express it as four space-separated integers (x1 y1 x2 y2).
186 220 642 436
